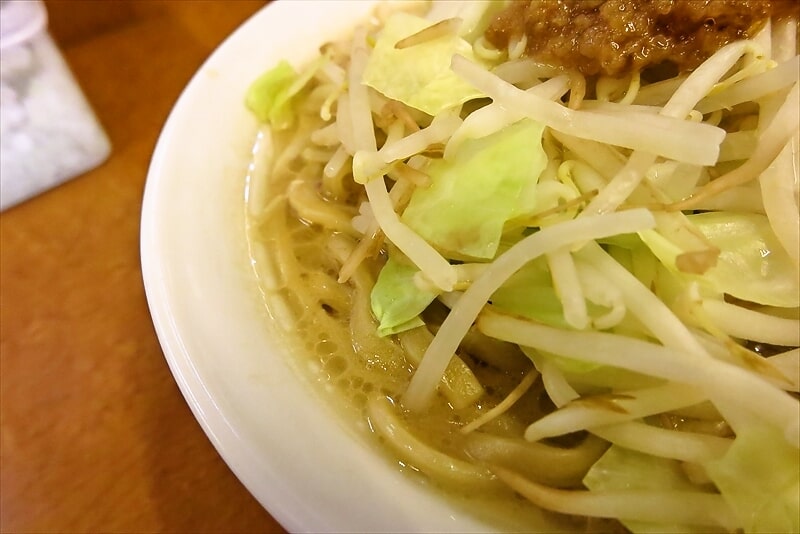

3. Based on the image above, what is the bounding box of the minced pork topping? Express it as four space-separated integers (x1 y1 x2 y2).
485 0 799 77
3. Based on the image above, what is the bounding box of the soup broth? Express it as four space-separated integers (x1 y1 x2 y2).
244 1 800 532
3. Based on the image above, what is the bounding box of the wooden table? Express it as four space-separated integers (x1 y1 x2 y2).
0 2 286 532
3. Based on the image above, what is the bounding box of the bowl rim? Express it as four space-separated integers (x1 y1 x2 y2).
139 2 517 532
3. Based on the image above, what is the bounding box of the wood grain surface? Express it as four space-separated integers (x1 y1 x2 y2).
0 2 287 532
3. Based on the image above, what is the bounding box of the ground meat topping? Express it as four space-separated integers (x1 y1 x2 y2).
485 0 799 77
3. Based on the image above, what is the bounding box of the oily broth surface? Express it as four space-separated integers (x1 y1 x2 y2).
234 0 800 530
244 127 595 532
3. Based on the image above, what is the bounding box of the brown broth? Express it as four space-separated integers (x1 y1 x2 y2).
244 127 613 532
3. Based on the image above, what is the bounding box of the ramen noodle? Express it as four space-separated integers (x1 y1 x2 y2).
245 1 800 532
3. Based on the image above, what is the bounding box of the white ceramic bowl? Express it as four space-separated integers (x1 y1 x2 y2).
141 2 564 532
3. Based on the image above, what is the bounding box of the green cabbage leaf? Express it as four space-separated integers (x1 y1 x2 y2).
640 212 798 307
583 445 721 533
705 423 800 534
490 256 568 328
362 11 484 115
370 255 437 337
690 212 799 307
401 119 547 260
245 55 327 129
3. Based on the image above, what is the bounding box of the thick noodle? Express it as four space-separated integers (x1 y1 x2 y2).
246 3 800 532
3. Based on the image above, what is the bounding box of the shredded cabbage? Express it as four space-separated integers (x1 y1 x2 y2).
706 423 800 534
401 118 547 259
362 12 484 115
583 445 722 534
640 212 799 307
490 256 569 328
371 255 437 336
245 60 297 127
690 212 799 307
245 54 329 130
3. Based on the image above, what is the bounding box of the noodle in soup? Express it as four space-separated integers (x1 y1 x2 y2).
245 1 800 532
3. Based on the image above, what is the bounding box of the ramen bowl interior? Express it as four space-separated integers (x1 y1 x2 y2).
139 1 570 532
